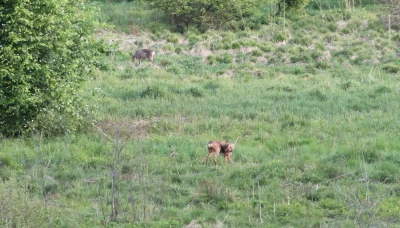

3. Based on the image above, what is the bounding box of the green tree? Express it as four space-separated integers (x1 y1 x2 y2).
0 0 103 136
150 0 263 32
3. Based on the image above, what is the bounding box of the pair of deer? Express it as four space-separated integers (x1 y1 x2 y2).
206 138 238 165
131 49 238 165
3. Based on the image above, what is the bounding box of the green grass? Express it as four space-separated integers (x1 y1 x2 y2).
2 1 400 227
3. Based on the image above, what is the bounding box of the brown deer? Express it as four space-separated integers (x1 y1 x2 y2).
130 49 155 65
206 138 238 165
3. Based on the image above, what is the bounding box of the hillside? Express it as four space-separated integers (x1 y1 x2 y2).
2 1 400 227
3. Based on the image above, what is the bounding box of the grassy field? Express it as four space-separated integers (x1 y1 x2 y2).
2 1 400 227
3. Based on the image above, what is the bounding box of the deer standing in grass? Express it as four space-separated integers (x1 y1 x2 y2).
130 49 155 65
206 138 238 165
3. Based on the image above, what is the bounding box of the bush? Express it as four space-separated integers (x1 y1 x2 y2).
0 0 103 136
150 0 262 32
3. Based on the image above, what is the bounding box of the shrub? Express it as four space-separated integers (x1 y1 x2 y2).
150 0 262 32
0 0 103 136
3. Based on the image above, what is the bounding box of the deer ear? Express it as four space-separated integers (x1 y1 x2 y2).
225 139 229 143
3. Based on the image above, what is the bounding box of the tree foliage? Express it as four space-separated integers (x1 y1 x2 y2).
149 0 264 32
0 0 103 136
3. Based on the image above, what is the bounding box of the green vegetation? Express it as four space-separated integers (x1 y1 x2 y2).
0 0 104 136
2 0 400 227
150 0 263 32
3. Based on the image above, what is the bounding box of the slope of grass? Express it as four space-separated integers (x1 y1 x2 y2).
2 1 400 227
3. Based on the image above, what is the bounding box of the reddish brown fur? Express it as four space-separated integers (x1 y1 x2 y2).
130 49 155 65
206 140 235 165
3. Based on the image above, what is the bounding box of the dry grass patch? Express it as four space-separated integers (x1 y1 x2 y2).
95 118 150 139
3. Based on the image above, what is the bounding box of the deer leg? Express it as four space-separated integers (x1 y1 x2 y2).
227 152 232 163
206 152 213 165
213 152 219 166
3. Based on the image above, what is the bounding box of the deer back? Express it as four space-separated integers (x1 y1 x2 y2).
207 140 223 153
135 49 154 59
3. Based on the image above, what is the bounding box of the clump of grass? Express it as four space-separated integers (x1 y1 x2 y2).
252 48 263 57
382 64 400 73
166 33 181 44
0 154 18 169
374 85 392 94
0 179 77 226
207 53 233 64
327 22 338 32
175 47 183 54
289 47 313 63
309 89 328 101
273 32 287 42
274 202 308 224
231 41 242 49
371 162 400 183
163 43 175 52
379 197 400 221
203 81 221 91
324 33 340 43
259 43 275 52
140 85 168 99
289 35 313 46
315 60 329 69
186 87 204 98
188 34 202 45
